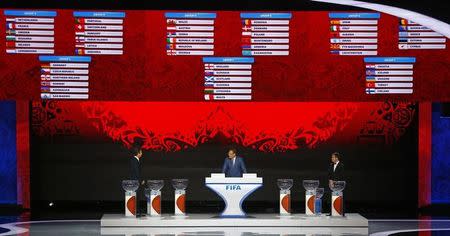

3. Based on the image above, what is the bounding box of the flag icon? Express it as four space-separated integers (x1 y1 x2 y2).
242 19 251 26
6 29 16 35
330 50 340 55
75 43 85 48
205 70 214 76
366 69 375 75
41 63 51 68
366 88 375 94
41 68 50 73
204 88 214 94
75 24 84 30
242 25 251 31
166 44 175 50
167 26 176 31
398 26 407 31
399 38 408 43
242 37 251 44
204 76 214 82
75 49 84 55
242 44 251 49
204 82 214 87
330 25 338 31
6 18 15 22
41 86 50 93
75 36 85 43
242 50 252 56
41 74 50 80
167 32 176 37
400 19 407 25
366 76 376 81
167 19 176 25
75 18 85 24
366 82 375 88
41 81 50 86
6 23 14 29
366 64 376 69
330 20 340 25
204 64 214 69
398 44 407 50
399 32 407 37
166 38 175 43
204 94 213 100
5 41 15 48
330 44 340 50
330 38 339 43
330 32 339 38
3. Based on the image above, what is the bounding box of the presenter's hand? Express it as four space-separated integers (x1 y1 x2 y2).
329 180 334 188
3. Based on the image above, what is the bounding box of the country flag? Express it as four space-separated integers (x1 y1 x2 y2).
204 82 214 87
6 29 16 35
242 19 251 26
366 64 376 69
75 18 85 24
242 25 251 31
330 25 338 32
41 63 50 68
167 19 176 25
75 36 85 43
241 37 251 44
75 24 84 30
6 23 14 29
166 50 176 55
242 44 251 49
5 41 15 48
41 81 50 86
204 88 214 94
6 35 16 41
330 44 340 49
398 38 408 43
242 50 252 56
6 18 15 22
366 76 376 81
330 20 340 25
366 69 375 75
204 70 214 76
330 38 339 43
204 76 214 82
75 43 85 48
75 49 85 55
167 26 176 31
41 74 50 80
366 88 376 94
41 68 50 73
167 32 176 37
330 50 340 55
204 94 213 100
330 32 339 38
204 64 214 69
366 82 375 88
166 38 175 43
41 86 50 92
398 44 408 50
398 26 407 31
166 44 175 50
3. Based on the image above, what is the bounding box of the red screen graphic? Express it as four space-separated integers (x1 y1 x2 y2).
0 10 449 101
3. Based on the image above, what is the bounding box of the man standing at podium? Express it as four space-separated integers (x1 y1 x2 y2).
130 145 145 216
222 148 247 177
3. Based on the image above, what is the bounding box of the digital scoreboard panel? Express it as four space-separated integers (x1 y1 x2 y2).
0 10 449 101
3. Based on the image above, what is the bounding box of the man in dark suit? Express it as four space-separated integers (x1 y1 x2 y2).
328 152 345 186
130 145 144 216
222 148 247 177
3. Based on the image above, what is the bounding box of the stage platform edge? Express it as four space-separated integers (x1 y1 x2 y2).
101 213 368 227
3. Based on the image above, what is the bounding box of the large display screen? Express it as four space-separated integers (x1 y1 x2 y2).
0 10 449 101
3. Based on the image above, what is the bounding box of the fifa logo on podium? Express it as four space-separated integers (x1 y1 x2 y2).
226 185 241 190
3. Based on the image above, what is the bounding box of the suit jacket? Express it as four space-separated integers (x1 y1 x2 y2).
130 156 141 181
328 162 344 181
222 157 247 177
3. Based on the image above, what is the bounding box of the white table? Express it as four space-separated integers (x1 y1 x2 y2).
205 173 263 217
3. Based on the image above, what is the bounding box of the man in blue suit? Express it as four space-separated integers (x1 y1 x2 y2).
222 148 247 177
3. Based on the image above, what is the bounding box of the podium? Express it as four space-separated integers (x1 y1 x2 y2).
205 173 263 217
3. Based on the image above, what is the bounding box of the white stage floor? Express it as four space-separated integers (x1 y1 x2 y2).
101 213 368 228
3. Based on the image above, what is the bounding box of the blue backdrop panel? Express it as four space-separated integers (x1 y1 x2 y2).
0 101 17 204
432 103 450 204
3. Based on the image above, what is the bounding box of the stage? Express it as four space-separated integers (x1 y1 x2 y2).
100 213 368 228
